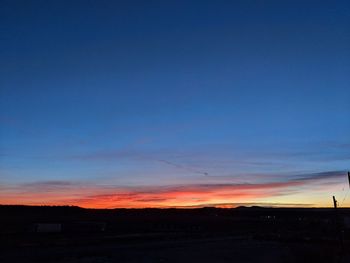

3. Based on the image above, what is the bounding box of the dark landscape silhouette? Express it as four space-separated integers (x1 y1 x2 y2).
1 205 350 262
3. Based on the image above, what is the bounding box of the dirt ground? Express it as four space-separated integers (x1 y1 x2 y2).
1 236 287 263
2 234 349 263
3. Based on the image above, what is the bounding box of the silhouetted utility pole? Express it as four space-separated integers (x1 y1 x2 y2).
333 171 350 263
333 196 338 209
332 195 343 263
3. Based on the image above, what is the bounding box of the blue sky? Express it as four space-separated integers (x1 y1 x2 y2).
0 0 349 207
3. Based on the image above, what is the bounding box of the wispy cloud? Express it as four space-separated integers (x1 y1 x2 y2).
292 170 346 182
20 181 75 192
65 140 350 176
2 170 346 208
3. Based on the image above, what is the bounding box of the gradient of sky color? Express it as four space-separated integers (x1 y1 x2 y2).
1 0 350 208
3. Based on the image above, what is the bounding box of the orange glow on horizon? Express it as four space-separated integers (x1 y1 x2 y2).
1 179 348 208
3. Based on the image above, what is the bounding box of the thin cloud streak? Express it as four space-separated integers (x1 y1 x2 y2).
1 170 346 208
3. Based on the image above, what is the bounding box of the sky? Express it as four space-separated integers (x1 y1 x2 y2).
0 0 350 208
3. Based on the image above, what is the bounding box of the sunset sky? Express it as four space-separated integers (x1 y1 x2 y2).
1 0 349 208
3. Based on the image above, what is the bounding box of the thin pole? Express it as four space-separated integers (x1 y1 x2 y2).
333 195 345 263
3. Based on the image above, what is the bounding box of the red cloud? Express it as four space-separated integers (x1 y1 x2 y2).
2 181 302 208
1 171 345 208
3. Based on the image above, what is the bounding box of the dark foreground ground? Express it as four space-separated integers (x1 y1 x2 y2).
1 205 349 263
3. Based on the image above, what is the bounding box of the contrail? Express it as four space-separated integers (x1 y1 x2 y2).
158 159 209 176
